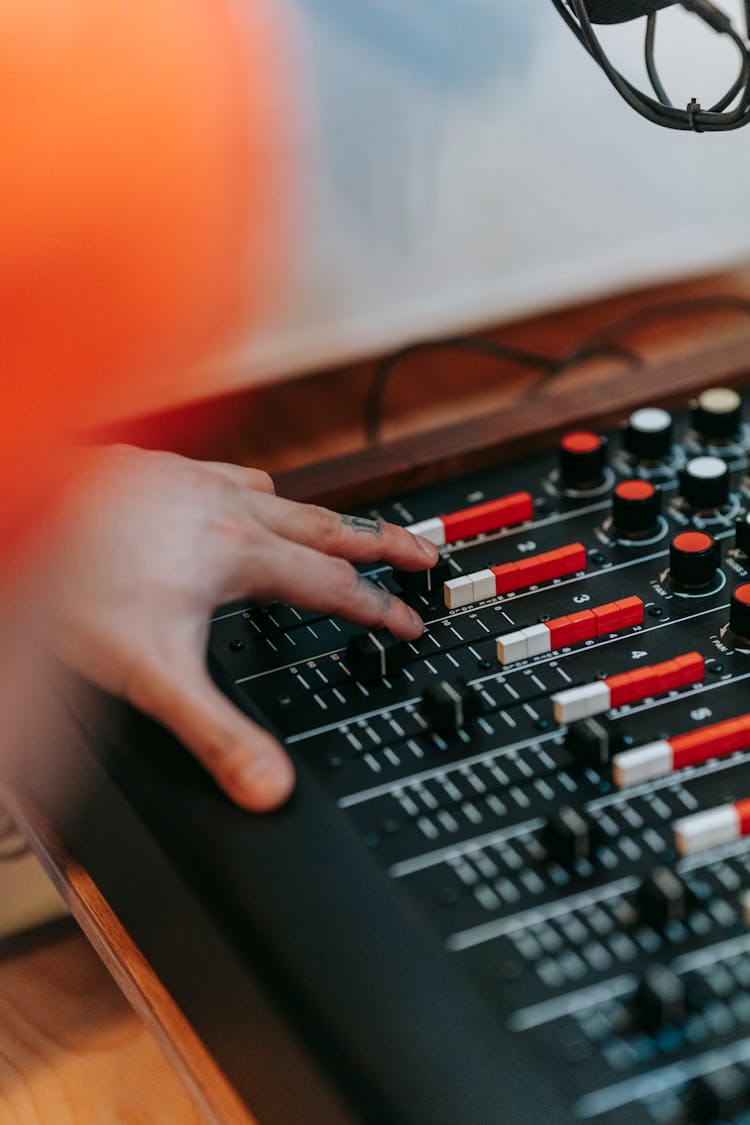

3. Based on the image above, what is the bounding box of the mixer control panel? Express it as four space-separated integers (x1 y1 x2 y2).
210 387 750 1124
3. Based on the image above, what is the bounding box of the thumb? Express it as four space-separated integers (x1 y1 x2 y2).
127 654 295 812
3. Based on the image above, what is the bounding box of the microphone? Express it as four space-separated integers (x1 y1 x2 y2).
551 0 750 131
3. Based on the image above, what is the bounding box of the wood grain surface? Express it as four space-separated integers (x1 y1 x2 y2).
1 789 255 1125
0 928 205 1125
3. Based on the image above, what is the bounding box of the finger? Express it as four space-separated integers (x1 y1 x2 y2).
125 653 295 812
244 492 439 571
236 533 426 640
200 460 276 495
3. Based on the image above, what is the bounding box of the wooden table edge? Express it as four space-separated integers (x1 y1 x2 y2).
0 784 255 1125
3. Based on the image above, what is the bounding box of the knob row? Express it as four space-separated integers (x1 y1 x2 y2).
559 385 744 492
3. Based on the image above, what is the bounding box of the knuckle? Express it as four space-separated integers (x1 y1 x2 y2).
333 560 362 604
311 505 340 545
370 601 392 629
216 506 272 551
360 576 394 624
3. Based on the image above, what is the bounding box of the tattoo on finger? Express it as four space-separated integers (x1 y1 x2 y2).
340 514 384 537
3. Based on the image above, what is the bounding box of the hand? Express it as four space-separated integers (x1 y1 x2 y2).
48 446 438 811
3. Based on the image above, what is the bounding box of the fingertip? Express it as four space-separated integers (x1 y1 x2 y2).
389 604 425 642
228 746 296 813
408 605 426 634
414 535 440 564
255 471 276 496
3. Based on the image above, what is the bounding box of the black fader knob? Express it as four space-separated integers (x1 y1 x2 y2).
392 557 453 598
421 679 482 734
633 965 687 1032
559 431 608 490
612 479 661 539
730 584 750 642
736 512 750 556
669 531 721 592
679 456 730 511
345 630 408 682
686 1067 750 1123
637 866 691 930
542 806 599 868
623 407 673 461
691 386 743 443
564 716 627 770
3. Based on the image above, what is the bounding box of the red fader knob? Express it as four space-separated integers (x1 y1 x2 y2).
612 479 661 539
730 584 750 641
552 652 704 724
445 542 587 609
408 492 532 547
669 531 721 592
559 431 607 490
613 711 750 787
496 596 643 665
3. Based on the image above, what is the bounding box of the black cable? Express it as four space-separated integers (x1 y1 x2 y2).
365 337 557 445
366 336 643 444
571 0 750 128
365 294 750 443
552 0 750 131
645 14 673 105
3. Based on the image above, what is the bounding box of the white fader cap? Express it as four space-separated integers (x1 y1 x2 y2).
471 569 496 602
407 518 445 547
552 681 611 724
674 805 740 856
612 740 672 788
444 576 474 609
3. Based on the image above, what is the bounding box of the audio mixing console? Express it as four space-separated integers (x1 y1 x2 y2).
42 382 750 1125
206 385 750 1125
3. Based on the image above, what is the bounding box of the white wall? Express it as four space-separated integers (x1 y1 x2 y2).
214 1 750 392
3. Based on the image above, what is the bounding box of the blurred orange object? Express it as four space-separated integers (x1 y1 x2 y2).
0 0 292 559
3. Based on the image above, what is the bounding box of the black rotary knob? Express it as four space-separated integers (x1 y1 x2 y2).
669 531 721 592
736 512 750 556
345 630 408 681
392 557 453 598
637 867 691 930
559 431 607 490
691 386 743 442
421 678 482 733
633 965 686 1031
612 479 661 538
730 584 750 642
679 455 730 511
623 407 673 461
